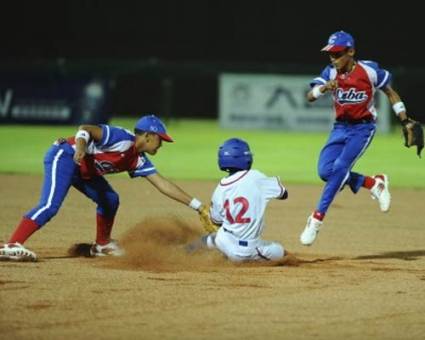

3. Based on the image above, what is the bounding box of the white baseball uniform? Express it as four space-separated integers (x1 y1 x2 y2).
207 169 287 262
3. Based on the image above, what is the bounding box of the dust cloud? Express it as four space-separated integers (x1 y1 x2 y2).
106 216 229 272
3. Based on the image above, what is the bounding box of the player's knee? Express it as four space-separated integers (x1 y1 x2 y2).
109 191 120 207
332 159 350 174
318 165 331 182
268 243 285 261
105 191 120 214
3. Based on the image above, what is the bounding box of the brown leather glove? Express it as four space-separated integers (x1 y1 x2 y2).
198 205 219 234
402 118 424 158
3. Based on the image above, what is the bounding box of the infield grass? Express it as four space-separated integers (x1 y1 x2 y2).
0 118 423 188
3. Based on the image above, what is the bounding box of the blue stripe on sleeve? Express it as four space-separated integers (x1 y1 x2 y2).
361 60 392 89
376 70 392 89
310 65 332 88
97 125 134 147
128 155 157 178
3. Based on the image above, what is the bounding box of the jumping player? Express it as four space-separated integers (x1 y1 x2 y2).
192 138 288 262
0 115 207 261
300 31 412 246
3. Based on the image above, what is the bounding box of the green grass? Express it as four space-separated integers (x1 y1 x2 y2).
0 118 423 188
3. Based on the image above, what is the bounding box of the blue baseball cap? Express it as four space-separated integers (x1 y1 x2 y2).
134 114 173 142
321 31 354 52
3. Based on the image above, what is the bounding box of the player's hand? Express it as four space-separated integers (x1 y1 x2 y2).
323 80 338 92
73 148 86 165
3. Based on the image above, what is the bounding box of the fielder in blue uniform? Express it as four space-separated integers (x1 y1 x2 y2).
0 115 208 261
300 31 413 246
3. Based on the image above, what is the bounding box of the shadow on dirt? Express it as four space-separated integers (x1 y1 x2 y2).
67 243 92 257
68 217 424 271
42 255 79 260
296 257 344 264
353 250 425 261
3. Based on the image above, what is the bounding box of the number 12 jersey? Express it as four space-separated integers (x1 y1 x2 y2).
210 169 286 240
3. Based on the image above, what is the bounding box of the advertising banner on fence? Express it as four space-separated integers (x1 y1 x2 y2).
219 73 390 133
0 76 111 125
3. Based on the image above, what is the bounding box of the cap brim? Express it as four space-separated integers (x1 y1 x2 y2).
158 133 174 143
321 44 347 52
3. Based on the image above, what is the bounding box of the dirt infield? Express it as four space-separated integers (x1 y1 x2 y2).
1 174 425 339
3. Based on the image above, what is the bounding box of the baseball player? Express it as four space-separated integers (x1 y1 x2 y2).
0 115 208 261
194 138 288 262
300 31 416 246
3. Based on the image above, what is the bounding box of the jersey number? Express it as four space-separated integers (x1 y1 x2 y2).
223 197 251 224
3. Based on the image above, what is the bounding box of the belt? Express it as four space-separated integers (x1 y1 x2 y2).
223 227 249 247
336 117 375 124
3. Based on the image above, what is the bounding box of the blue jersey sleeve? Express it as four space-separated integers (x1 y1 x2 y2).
96 125 134 148
375 66 392 89
128 154 157 178
310 65 332 88
362 60 392 89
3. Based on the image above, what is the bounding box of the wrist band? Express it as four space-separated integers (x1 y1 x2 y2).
392 102 406 116
312 85 324 99
75 130 90 143
189 198 202 211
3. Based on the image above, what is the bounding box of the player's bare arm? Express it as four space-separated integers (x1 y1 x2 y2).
146 172 196 206
146 172 216 232
73 125 103 165
307 80 338 102
382 85 408 121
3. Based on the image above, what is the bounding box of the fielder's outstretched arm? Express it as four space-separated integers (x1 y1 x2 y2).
146 172 203 209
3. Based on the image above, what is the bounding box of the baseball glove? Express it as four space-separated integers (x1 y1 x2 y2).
402 119 424 157
198 205 219 234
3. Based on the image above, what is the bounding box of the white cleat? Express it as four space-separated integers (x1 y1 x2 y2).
300 216 323 246
370 174 391 212
0 242 38 262
90 239 125 257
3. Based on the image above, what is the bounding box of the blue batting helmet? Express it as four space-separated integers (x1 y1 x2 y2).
218 138 253 172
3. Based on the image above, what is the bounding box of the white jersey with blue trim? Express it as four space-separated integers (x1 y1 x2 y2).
210 169 286 240
67 124 157 179
310 60 392 120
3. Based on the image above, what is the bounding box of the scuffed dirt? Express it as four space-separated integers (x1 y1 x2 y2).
1 175 425 340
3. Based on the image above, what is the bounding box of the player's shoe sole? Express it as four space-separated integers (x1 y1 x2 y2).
0 242 37 262
90 240 125 257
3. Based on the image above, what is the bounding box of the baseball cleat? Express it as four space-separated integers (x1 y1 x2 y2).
300 216 323 246
370 174 391 212
0 242 38 262
185 235 215 253
90 239 125 257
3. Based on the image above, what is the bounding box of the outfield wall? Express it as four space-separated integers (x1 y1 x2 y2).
219 73 390 133
0 60 422 127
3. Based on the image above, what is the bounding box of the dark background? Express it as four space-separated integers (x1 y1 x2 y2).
1 1 423 120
